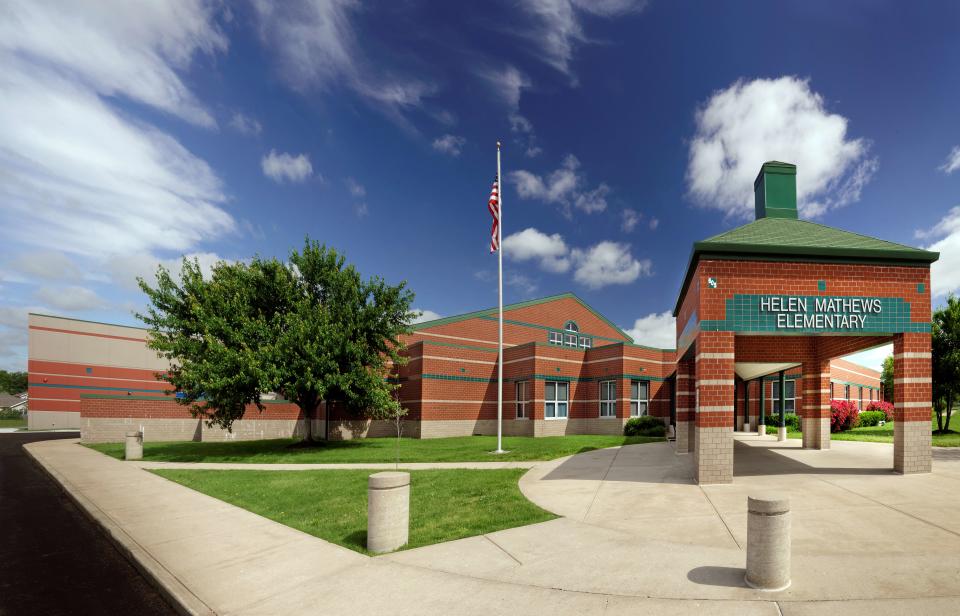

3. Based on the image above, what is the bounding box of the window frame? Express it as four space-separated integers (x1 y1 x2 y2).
515 381 530 419
548 330 563 346
771 379 797 414
630 380 649 417
599 380 616 418
579 336 592 349
544 381 569 420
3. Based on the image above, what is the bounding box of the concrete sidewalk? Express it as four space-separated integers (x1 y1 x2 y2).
26 438 960 615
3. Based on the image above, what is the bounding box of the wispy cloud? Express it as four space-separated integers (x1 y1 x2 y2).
510 154 610 216
432 134 466 157
940 146 960 174
345 177 366 197
261 150 314 183
229 111 263 136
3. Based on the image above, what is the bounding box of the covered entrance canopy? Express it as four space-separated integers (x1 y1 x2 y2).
672 161 939 485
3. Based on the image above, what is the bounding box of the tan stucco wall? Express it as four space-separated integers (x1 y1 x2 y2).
29 410 80 430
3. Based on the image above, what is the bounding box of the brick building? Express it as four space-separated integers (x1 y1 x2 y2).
28 162 927 485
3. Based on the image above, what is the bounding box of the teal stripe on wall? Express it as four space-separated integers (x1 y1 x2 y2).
30 382 166 394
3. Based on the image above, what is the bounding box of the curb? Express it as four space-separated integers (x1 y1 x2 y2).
23 442 217 616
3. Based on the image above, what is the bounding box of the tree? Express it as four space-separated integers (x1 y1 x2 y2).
0 370 27 394
138 239 414 440
881 355 894 403
932 295 960 433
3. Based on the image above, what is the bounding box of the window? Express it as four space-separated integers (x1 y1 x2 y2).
859 386 863 408
771 380 796 413
579 337 592 349
630 380 649 417
870 388 874 402
516 381 530 419
844 384 850 401
564 333 578 347
548 331 563 346
599 381 616 417
564 321 579 333
545 381 568 419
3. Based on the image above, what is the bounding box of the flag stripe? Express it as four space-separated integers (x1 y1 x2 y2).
488 176 500 253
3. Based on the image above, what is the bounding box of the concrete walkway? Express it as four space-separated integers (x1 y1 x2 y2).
134 460 538 471
26 437 960 615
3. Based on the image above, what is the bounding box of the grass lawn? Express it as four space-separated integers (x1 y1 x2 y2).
769 416 960 447
0 418 26 429
152 468 555 554
88 434 663 464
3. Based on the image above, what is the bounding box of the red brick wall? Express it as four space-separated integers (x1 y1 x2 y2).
80 397 303 420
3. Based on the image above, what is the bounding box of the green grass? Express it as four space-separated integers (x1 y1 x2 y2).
87 434 663 464
152 468 556 554
773 415 960 447
0 417 26 429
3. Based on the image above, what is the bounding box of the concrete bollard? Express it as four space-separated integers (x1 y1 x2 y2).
666 425 676 440
744 422 751 433
367 471 410 553
778 426 787 442
745 493 791 591
125 431 143 461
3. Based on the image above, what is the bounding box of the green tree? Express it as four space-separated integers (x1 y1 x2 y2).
932 295 960 433
881 355 894 403
138 239 414 440
0 370 27 394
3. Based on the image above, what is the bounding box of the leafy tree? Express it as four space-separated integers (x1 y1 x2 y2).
0 370 27 394
881 355 894 403
932 295 960 433
138 239 414 440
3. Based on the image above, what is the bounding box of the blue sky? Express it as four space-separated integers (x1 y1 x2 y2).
2 0 960 371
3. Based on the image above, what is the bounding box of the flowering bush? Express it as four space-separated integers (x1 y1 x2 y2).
864 400 894 422
830 400 860 432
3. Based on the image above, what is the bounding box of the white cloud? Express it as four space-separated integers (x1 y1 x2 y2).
625 310 675 348
621 209 641 232
842 344 893 373
354 202 369 218
0 61 233 259
253 0 435 129
109 252 226 291
34 286 107 311
261 150 314 183
345 177 366 198
571 241 650 289
0 306 35 371
229 112 262 136
648 217 659 230
0 0 226 127
4 251 82 282
506 272 539 296
432 134 466 157
518 0 646 81
919 206 960 297
502 228 570 273
510 154 610 216
687 76 876 219
479 65 531 110
502 228 649 289
940 146 960 174
410 309 442 324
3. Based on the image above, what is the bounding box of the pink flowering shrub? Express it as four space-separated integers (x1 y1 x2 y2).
830 400 860 432
864 400 894 422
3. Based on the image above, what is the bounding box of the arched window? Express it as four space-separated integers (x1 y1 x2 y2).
564 321 579 333
563 321 579 347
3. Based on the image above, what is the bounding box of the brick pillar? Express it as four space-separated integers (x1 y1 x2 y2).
893 333 932 474
694 332 735 484
675 359 694 454
801 358 831 449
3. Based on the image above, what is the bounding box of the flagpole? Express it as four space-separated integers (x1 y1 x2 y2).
495 140 505 454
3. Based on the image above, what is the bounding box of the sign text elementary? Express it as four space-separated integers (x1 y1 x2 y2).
759 296 883 330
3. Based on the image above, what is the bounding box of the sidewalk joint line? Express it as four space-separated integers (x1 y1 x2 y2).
699 486 741 550
484 534 523 565
583 446 624 521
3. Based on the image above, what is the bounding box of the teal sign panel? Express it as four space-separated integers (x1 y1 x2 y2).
700 294 929 334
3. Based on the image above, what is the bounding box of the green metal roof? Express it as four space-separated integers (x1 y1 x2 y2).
673 217 939 316
410 292 634 342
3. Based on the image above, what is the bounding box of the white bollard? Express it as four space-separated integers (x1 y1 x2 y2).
744 422 751 433
778 426 787 442
745 493 791 591
757 422 765 437
367 471 410 553
125 431 143 461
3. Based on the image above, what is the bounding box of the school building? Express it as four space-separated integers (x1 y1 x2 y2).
26 161 934 484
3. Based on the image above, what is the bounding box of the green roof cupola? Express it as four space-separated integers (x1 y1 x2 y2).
754 161 797 220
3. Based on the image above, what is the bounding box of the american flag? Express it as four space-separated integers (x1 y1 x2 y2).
488 175 500 253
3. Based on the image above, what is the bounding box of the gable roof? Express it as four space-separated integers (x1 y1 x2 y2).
673 217 939 315
411 292 634 341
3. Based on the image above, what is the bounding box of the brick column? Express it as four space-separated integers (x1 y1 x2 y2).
893 333 932 474
675 359 694 454
801 358 831 449
694 332 735 484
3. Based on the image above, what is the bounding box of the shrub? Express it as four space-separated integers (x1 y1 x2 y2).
0 408 23 420
830 400 860 432
864 400 894 422
624 416 666 437
762 413 800 431
856 410 887 428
